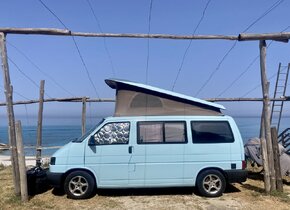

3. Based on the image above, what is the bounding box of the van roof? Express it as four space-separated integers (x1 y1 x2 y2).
104 115 232 121
105 78 225 110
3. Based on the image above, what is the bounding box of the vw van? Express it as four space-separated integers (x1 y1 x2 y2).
47 79 247 199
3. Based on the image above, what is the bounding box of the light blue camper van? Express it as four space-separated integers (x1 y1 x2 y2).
47 79 247 199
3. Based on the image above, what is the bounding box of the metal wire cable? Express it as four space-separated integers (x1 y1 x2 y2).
24 104 30 125
171 0 211 91
242 0 284 33
0 85 31 100
195 41 237 96
241 72 278 97
7 42 75 97
217 40 274 97
86 0 116 77
88 101 93 127
243 66 288 97
226 25 290 97
145 0 153 84
38 0 100 98
8 57 52 98
71 36 100 98
14 91 31 100
38 0 68 29
217 55 259 97
195 0 285 96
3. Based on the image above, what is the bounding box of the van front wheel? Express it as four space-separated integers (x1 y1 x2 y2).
196 169 226 197
64 171 95 199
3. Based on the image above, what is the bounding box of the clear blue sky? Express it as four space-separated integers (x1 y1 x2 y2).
0 0 290 125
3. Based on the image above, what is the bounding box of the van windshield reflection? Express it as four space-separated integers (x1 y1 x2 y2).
72 119 105 143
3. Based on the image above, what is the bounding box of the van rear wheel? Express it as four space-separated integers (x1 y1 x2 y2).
64 171 95 199
196 169 226 197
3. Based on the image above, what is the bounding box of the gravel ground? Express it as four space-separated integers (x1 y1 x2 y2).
1 166 290 210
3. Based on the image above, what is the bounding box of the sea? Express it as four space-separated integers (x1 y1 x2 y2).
0 116 289 156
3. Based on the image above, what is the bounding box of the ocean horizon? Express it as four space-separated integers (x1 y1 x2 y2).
0 116 289 156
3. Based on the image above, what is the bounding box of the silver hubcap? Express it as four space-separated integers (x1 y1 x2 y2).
202 174 222 194
69 176 89 197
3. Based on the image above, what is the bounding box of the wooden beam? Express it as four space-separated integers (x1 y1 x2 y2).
0 32 20 195
36 80 45 167
259 44 270 193
205 97 290 102
271 127 283 192
0 27 290 42
261 137 271 193
15 121 28 202
260 40 276 191
239 32 290 41
0 28 70 35
0 97 115 106
82 97 86 135
0 97 289 107
0 27 238 40
260 109 265 138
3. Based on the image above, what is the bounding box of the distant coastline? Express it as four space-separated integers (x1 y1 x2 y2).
0 116 289 156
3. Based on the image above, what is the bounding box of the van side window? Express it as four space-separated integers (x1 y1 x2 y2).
191 121 234 143
138 122 186 144
93 122 130 145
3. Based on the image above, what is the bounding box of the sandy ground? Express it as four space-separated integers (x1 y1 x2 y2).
1 166 290 210
0 155 50 167
0 162 290 209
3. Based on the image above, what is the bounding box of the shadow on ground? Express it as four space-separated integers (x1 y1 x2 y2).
96 187 196 197
239 171 266 193
241 183 265 193
225 184 241 193
50 184 240 198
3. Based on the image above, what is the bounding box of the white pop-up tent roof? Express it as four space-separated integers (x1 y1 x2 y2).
105 79 225 116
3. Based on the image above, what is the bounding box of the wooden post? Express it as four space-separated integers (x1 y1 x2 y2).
260 110 265 138
15 121 28 202
0 32 20 195
36 80 45 167
82 97 86 135
260 100 270 193
261 137 271 193
260 40 276 191
271 127 283 192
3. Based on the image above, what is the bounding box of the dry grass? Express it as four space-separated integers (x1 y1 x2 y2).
1 166 290 210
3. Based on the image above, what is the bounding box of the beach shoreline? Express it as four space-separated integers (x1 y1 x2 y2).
0 155 50 167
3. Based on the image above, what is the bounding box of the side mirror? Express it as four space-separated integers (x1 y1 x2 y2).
88 136 95 146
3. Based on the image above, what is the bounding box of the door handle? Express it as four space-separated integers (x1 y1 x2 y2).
128 146 133 154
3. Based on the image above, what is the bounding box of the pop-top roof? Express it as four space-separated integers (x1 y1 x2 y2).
105 78 225 111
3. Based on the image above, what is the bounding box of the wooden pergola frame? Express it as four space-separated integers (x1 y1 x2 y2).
0 27 290 41
0 28 289 197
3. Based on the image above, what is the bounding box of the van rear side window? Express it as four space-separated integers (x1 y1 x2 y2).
138 121 187 144
191 121 234 143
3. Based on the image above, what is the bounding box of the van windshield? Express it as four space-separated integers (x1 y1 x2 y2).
72 118 105 143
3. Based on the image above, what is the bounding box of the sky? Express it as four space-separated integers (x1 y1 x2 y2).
0 0 290 125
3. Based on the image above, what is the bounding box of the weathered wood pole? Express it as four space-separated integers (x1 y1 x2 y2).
271 127 283 192
36 80 45 167
82 97 86 135
261 137 271 193
260 110 265 138
259 86 270 193
15 120 28 202
0 32 20 195
259 40 276 191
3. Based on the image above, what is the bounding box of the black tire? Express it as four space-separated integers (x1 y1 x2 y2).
196 169 226 197
64 171 95 199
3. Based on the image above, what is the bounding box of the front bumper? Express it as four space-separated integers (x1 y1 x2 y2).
46 171 63 188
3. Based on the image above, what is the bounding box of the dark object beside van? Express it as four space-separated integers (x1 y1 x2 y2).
27 167 49 196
